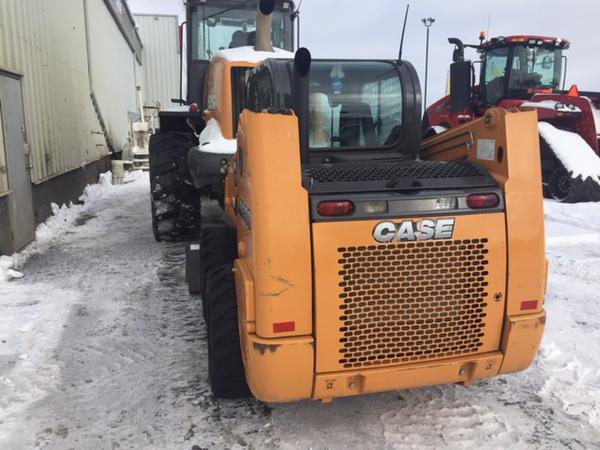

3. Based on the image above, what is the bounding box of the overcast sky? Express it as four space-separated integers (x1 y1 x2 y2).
128 0 600 105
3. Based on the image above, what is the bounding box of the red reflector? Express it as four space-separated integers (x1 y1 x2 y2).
189 102 199 113
567 84 580 97
467 193 500 209
521 300 538 311
273 321 295 333
317 200 355 217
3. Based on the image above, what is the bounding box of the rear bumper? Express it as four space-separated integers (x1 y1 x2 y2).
241 309 545 403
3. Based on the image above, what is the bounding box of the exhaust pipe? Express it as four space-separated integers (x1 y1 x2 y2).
255 0 275 52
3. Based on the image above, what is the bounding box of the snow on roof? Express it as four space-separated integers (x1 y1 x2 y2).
214 46 294 64
197 119 236 155
538 121 600 182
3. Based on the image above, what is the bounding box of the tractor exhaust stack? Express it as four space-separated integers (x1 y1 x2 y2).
255 0 275 52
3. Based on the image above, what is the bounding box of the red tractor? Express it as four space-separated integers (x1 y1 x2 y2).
424 34 600 202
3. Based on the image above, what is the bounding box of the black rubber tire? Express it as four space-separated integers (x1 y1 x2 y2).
548 167 572 202
199 227 238 319
205 264 250 399
149 132 201 242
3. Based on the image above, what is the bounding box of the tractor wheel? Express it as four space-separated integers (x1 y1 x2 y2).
149 132 201 242
198 227 237 319
205 264 250 399
548 167 573 202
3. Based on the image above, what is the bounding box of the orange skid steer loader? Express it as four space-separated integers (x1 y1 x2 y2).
194 56 547 403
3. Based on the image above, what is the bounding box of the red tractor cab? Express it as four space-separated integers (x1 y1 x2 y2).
425 34 600 202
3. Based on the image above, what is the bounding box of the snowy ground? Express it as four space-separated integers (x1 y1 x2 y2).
1 172 599 449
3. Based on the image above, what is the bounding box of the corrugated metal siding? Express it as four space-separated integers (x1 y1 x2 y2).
135 14 180 109
0 0 108 184
0 107 8 195
87 0 142 153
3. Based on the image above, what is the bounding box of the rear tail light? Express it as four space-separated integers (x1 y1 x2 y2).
273 321 295 333
467 193 500 209
317 200 355 217
189 103 199 113
521 300 539 311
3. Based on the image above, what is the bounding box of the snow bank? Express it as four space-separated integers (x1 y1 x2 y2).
198 119 237 154
0 283 79 444
214 46 294 63
0 171 147 445
538 121 600 182
1 171 142 282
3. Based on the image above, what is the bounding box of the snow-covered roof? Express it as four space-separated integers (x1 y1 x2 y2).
214 46 294 64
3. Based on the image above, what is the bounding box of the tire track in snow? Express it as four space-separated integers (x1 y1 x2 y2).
3 175 600 448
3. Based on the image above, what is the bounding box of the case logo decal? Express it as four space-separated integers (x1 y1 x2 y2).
373 219 455 243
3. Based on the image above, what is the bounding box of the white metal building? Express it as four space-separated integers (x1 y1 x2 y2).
135 14 181 110
0 0 144 254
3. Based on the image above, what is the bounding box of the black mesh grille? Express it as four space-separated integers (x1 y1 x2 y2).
336 238 491 369
305 161 485 183
303 160 495 194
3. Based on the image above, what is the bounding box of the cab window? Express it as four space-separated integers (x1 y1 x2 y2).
207 62 223 111
308 62 403 149
508 46 562 97
483 47 509 104
191 6 293 60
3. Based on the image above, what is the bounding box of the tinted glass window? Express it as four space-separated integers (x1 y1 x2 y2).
308 62 403 149
232 67 253 134
483 47 509 104
191 6 293 61
508 46 562 97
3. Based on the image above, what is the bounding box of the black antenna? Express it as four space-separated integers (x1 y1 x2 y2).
292 0 304 49
398 3 410 62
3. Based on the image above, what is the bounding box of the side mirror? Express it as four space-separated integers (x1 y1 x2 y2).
449 61 472 112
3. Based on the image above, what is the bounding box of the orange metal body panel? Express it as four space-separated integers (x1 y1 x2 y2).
239 330 314 402
204 58 256 139
222 107 546 402
312 214 507 373
313 352 503 400
499 311 546 374
234 258 255 326
422 109 546 317
226 111 313 338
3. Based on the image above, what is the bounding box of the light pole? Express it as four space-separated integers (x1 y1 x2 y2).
422 17 435 110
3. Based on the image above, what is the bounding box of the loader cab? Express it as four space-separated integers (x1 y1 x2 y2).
186 0 295 105
247 58 422 164
479 36 568 106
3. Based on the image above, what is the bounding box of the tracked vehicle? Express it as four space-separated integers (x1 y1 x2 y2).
425 34 600 202
178 4 547 403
